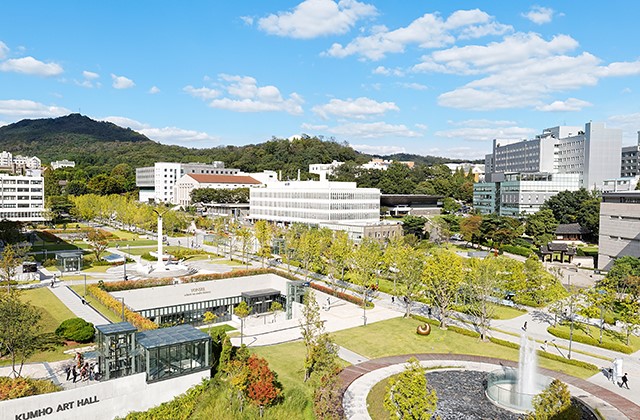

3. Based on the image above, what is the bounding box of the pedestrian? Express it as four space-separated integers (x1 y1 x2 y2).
543 340 548 352
64 364 71 381
621 373 630 389
50 278 54 288
428 306 432 317
391 296 395 304
72 366 78 383
523 321 528 331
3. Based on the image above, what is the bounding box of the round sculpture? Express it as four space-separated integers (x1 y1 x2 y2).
416 323 431 336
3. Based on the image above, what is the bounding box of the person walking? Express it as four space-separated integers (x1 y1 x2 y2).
523 321 528 331
621 373 630 389
72 366 78 383
391 296 395 304
543 340 548 352
64 364 71 381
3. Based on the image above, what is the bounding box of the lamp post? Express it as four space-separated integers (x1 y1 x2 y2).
83 274 87 297
152 209 170 271
568 274 574 360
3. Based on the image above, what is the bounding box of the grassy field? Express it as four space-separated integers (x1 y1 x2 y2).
0 288 84 365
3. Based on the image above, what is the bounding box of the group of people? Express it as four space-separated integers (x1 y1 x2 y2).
64 352 99 383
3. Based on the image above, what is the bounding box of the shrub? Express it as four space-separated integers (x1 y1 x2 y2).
547 326 633 354
537 351 598 372
0 377 61 400
123 378 210 419
310 282 373 308
55 318 95 343
410 314 441 327
489 337 519 350
42 258 57 268
87 285 158 331
447 325 481 338
500 244 534 258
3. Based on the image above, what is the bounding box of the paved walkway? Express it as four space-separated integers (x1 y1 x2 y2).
339 354 640 420
338 346 369 365
48 285 111 326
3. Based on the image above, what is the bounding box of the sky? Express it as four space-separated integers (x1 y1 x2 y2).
1 1 640 160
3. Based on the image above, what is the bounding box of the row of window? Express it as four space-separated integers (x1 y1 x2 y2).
252 191 378 200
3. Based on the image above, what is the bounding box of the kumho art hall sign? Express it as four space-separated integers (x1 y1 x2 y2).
14 396 99 419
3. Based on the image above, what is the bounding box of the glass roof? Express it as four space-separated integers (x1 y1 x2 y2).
96 322 136 335
136 324 210 349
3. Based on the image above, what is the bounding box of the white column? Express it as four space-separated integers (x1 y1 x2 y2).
156 214 165 270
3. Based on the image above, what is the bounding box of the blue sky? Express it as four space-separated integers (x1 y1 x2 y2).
1 1 640 160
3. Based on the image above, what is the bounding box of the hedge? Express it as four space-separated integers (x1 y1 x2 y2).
55 318 95 343
0 377 62 401
537 351 599 372
87 285 158 331
310 282 372 308
447 324 481 338
547 326 633 354
489 336 519 350
410 314 441 327
500 244 534 258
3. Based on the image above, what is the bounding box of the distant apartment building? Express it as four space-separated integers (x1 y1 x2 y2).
361 158 414 170
621 132 640 178
0 169 46 222
0 151 41 171
173 174 261 207
136 162 239 203
309 161 344 178
598 191 640 270
50 159 76 170
475 122 622 215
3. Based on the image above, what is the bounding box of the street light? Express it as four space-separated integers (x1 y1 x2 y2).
83 274 87 297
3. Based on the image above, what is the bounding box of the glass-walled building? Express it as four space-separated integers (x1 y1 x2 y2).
96 323 137 380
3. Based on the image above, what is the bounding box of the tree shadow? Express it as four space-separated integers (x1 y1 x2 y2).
531 310 554 326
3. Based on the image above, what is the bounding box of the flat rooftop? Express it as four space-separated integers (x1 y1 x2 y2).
110 273 293 311
136 324 210 349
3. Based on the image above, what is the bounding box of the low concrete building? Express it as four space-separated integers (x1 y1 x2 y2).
598 191 640 270
173 173 260 206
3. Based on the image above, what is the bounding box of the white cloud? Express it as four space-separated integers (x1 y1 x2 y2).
352 144 406 154
183 85 220 100
75 70 101 88
372 66 404 76
325 9 511 61
522 6 554 25
0 41 9 59
312 97 398 120
398 82 427 91
111 74 135 89
257 0 377 39
326 121 421 138
240 16 254 25
82 70 99 80
435 120 535 143
301 122 329 131
148 86 160 94
415 32 640 110
607 113 640 144
200 74 304 115
425 146 488 160
102 116 218 145
0 99 70 118
0 56 63 76
536 98 592 112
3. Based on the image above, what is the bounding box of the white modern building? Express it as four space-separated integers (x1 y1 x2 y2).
621 132 640 178
51 159 76 170
249 180 380 225
444 163 485 182
598 191 640 270
136 162 239 203
0 169 46 222
0 151 41 170
309 161 343 178
173 173 261 206
476 122 622 215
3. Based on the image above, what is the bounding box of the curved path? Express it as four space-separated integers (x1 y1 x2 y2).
339 354 640 420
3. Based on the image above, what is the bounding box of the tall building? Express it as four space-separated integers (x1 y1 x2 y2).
621 132 640 178
136 162 239 203
0 169 46 222
598 191 640 270
475 122 622 215
0 151 41 171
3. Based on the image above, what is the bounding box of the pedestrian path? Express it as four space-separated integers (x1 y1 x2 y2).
338 346 369 365
49 284 111 326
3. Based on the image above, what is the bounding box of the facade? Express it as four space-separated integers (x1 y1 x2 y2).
444 163 485 182
0 151 41 170
361 158 415 170
249 180 380 225
318 220 403 243
51 159 76 169
621 132 640 178
474 173 581 217
601 176 640 193
309 161 344 177
598 191 640 270
0 169 46 222
136 161 239 203
380 194 443 216
173 173 261 206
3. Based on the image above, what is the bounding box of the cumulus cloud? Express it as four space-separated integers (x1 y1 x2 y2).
372 66 404 76
257 0 377 39
75 70 101 88
413 32 640 110
0 99 71 118
312 97 398 120
0 56 63 76
83 70 99 80
102 116 219 145
191 74 304 115
536 98 592 112
352 144 406 154
398 82 428 90
607 113 640 144
435 119 536 143
0 41 9 60
148 86 160 94
425 146 489 160
111 74 135 89
325 8 511 60
522 6 555 25
326 121 421 138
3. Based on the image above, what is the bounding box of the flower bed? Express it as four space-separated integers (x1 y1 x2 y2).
310 282 371 307
87 284 158 331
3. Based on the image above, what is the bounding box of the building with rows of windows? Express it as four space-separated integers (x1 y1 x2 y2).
0 169 46 222
598 191 640 270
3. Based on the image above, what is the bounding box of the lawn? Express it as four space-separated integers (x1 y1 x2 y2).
548 322 640 353
331 317 597 379
454 303 527 320
0 288 84 365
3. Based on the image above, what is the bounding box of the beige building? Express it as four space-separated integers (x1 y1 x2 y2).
598 191 640 270
173 174 260 206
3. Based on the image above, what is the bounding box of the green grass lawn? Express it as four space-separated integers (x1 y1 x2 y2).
549 322 640 353
453 303 527 320
0 288 85 365
69 285 123 323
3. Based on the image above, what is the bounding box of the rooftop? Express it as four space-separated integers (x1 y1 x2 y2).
136 324 210 349
96 322 136 335
186 174 260 184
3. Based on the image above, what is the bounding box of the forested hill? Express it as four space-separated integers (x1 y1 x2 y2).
0 114 467 177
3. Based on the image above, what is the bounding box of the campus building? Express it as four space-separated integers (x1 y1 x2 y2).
0 151 41 171
475 122 622 215
598 191 640 270
136 162 240 203
173 173 261 207
50 159 76 170
0 169 46 222
621 132 640 178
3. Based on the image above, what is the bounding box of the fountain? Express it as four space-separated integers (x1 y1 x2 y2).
485 334 551 412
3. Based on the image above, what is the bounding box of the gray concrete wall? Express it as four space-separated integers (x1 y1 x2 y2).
598 202 640 270
0 370 209 420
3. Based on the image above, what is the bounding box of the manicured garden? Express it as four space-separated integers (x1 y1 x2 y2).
548 322 640 354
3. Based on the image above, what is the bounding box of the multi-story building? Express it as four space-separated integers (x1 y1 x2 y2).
598 191 640 270
136 162 239 203
0 151 41 171
0 169 46 222
173 174 261 207
249 180 380 225
50 159 76 170
476 122 622 215
621 132 640 178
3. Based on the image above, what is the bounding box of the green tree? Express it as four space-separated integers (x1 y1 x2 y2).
300 290 325 382
0 244 29 293
254 220 273 268
465 256 502 340
387 241 425 318
0 292 45 377
325 230 352 282
401 215 427 239
460 215 482 246
87 229 109 261
384 357 437 420
602 256 640 294
577 286 615 344
528 379 571 420
525 209 558 246
350 238 382 326
0 220 25 245
234 301 251 346
618 295 640 345
269 301 282 323
422 248 464 328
